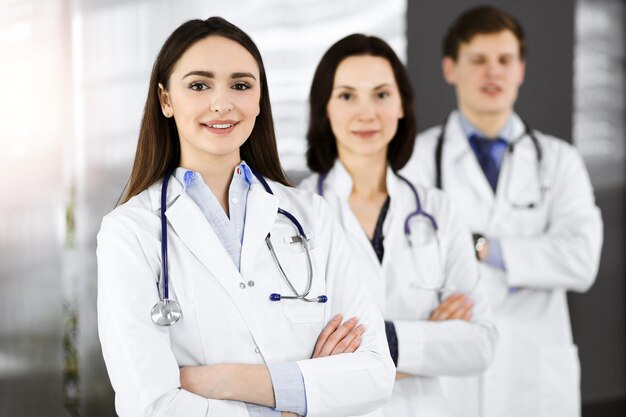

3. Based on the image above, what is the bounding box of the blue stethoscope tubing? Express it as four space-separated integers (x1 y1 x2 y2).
151 168 183 326
317 171 439 242
317 171 443 289
152 166 327 326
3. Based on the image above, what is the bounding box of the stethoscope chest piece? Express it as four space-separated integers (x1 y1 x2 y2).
151 299 183 326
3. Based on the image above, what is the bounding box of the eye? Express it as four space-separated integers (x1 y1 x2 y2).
500 56 513 65
377 91 390 99
189 82 209 91
338 92 352 101
232 82 252 91
470 56 486 65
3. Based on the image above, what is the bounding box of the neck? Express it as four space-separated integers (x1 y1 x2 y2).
180 151 241 215
338 151 387 198
459 105 512 139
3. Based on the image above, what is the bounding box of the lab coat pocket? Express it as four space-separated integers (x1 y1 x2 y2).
408 241 444 290
540 344 580 417
267 233 326 324
507 205 549 237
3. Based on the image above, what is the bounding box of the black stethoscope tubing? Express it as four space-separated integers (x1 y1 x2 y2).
434 115 543 190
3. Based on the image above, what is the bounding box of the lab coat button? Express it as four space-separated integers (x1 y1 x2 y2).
239 282 246 289
247 280 255 287
254 346 260 354
232 197 239 204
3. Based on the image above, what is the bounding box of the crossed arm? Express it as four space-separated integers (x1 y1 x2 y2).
179 314 364 414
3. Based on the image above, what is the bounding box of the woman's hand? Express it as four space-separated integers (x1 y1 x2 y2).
311 314 364 358
429 294 473 321
396 371 412 380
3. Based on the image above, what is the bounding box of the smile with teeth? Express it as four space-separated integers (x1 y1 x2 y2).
206 123 234 128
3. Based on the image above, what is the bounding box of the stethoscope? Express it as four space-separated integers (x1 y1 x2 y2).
317 171 444 289
434 116 546 209
151 167 327 327
317 171 439 243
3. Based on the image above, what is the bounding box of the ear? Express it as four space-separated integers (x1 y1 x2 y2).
158 83 173 117
442 57 457 85
518 60 526 86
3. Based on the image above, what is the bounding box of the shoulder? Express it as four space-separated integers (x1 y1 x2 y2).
266 179 337 238
265 179 326 216
401 125 443 184
535 131 580 157
416 124 444 146
99 187 159 236
394 174 451 214
297 172 321 194
532 131 588 175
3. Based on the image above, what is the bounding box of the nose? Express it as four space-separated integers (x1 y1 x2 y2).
210 89 233 113
357 101 376 122
485 60 502 78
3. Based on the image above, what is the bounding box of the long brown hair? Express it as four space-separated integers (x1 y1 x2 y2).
121 17 289 204
306 34 417 174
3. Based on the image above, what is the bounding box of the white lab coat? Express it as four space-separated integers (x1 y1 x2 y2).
299 161 498 417
402 111 603 417
96 175 395 417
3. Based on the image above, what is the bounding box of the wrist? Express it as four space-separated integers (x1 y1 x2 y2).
472 233 489 261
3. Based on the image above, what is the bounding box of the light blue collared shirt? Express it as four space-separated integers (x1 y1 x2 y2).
174 162 251 270
458 113 508 271
175 161 307 416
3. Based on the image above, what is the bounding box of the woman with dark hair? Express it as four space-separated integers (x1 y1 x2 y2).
97 18 394 417
299 34 498 416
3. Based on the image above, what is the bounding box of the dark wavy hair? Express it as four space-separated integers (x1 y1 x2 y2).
306 34 417 174
443 5 526 60
122 17 288 203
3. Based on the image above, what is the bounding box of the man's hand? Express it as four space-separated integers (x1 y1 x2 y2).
429 294 473 321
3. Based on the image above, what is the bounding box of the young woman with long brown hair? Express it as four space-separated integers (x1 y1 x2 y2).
97 18 394 417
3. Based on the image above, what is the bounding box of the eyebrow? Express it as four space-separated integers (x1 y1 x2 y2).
467 52 516 57
332 83 394 90
182 70 257 80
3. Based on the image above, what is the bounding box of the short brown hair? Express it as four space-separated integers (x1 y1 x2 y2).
443 5 526 60
306 34 417 174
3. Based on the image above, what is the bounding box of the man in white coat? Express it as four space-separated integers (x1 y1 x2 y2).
402 5 603 417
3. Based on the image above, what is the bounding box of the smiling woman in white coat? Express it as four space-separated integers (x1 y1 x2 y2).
299 34 498 417
96 18 395 417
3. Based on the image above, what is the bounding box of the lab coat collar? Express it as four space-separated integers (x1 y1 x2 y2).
324 160 353 201
444 111 496 203
148 174 184 212
324 159 398 269
149 173 280 281
326 159 399 202
147 175 277 361
240 180 279 277
508 112 527 141
501 113 543 204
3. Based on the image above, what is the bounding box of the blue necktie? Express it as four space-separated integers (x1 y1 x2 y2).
469 134 505 192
